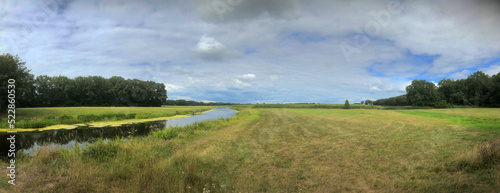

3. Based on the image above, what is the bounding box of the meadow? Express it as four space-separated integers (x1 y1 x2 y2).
0 106 214 129
1 107 500 192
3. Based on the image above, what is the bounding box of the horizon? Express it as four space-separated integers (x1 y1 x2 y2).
1 0 500 103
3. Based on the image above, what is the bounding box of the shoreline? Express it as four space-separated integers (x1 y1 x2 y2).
0 108 215 133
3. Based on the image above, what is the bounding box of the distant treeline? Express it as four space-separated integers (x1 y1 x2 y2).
23 75 167 107
374 71 500 107
1 53 167 109
163 99 239 106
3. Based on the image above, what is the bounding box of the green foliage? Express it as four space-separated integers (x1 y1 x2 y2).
374 95 409 106
0 53 35 110
344 99 350 109
153 128 179 140
82 139 121 162
58 114 78 124
406 80 442 106
378 70 500 108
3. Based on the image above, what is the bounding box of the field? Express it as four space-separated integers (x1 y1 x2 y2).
0 106 214 129
2 107 500 192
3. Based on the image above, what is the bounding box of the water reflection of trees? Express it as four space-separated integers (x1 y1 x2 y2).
0 121 165 160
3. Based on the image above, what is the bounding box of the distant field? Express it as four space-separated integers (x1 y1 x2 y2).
3 108 500 192
253 103 378 109
0 106 214 129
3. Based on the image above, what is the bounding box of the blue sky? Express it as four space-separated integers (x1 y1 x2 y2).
1 0 500 103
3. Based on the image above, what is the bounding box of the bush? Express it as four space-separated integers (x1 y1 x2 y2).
344 99 350 109
153 128 179 140
58 114 78 124
82 140 121 162
127 113 136 119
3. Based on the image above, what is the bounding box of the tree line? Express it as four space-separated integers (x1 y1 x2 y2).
1 53 167 109
374 71 500 107
163 99 239 106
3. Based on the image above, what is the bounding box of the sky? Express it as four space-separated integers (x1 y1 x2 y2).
1 0 500 104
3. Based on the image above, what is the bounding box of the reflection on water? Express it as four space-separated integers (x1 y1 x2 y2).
0 107 236 158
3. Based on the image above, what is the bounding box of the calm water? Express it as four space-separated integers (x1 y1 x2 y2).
0 107 236 157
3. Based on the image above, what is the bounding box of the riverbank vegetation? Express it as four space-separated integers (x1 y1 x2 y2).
4 107 500 192
0 106 213 129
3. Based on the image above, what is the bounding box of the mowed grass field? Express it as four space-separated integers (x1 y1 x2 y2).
0 106 214 129
2 108 500 192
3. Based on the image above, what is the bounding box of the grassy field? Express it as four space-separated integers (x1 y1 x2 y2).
2 108 500 192
253 103 378 109
0 106 214 129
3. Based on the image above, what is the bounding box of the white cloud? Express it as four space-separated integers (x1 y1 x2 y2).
236 73 256 81
480 64 500 76
191 35 240 62
449 70 471 79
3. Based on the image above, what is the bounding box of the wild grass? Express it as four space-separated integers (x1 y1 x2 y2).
0 106 213 129
253 103 378 109
4 108 500 192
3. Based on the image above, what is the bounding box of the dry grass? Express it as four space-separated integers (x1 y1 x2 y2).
3 108 500 192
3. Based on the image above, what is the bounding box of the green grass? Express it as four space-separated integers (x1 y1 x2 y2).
395 109 500 132
253 103 378 109
0 106 214 129
5 108 500 192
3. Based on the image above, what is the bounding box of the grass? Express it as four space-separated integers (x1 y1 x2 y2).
0 106 214 129
3 108 500 192
253 103 378 109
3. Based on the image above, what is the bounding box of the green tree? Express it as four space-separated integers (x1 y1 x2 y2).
344 99 350 109
406 80 443 106
464 71 493 107
0 53 34 110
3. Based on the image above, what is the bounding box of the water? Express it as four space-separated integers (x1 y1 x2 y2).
0 107 236 158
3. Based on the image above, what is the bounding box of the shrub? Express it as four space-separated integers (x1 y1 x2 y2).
127 113 136 119
82 140 121 162
344 99 351 109
59 114 78 124
153 128 179 140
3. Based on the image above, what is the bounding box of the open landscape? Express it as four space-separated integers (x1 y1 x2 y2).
1 106 499 192
2 0 500 192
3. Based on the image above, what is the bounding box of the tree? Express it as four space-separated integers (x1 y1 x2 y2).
360 101 364 105
344 99 350 109
406 80 443 106
464 71 494 107
0 53 34 111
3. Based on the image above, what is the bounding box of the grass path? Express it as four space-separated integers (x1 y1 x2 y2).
3 108 500 192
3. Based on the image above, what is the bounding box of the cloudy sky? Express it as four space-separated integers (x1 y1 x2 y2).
1 0 500 103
